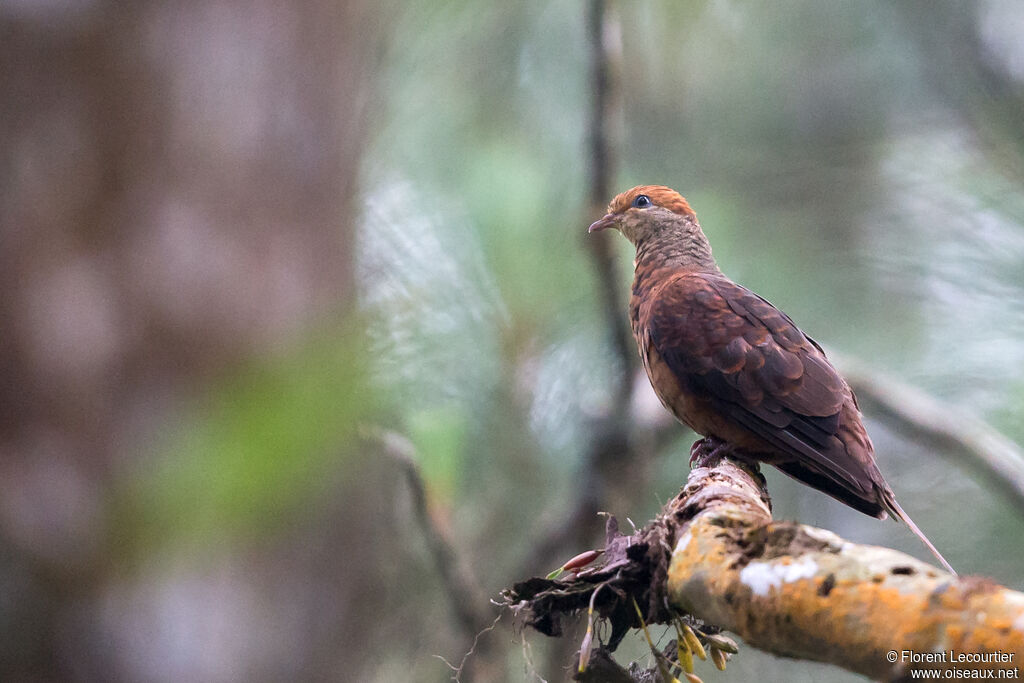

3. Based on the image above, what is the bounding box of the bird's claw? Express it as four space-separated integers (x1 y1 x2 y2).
689 436 732 467
688 440 705 465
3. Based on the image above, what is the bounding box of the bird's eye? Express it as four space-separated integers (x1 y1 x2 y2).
632 195 652 209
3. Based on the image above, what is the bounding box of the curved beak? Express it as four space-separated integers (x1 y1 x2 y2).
587 213 617 233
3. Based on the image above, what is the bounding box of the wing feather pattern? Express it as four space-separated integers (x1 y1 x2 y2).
641 272 882 511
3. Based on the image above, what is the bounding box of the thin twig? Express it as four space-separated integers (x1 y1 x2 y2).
433 611 504 683
365 428 494 641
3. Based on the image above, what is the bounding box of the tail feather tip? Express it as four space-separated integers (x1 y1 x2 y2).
884 494 957 577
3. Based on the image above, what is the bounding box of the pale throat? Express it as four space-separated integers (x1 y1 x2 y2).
632 218 719 274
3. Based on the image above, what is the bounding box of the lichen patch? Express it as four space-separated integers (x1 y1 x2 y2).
740 557 819 597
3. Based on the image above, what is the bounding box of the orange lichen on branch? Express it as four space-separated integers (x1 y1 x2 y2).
668 455 1024 681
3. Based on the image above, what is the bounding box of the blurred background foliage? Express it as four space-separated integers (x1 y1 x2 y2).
2 0 1024 681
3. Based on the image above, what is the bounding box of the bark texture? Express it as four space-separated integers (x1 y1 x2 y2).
668 455 1024 681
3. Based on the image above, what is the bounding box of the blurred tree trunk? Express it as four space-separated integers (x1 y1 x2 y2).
0 1 382 679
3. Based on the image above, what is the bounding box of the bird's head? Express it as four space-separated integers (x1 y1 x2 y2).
588 185 716 270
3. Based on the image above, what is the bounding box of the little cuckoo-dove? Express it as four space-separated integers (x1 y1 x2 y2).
589 184 956 575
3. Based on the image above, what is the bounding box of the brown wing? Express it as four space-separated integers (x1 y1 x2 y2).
641 271 882 510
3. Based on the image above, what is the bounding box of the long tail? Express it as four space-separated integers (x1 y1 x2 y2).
881 491 957 576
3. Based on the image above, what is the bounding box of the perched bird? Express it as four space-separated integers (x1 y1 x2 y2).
589 185 956 575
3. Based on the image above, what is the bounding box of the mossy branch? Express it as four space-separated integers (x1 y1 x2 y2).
670 455 1024 680
505 452 1024 681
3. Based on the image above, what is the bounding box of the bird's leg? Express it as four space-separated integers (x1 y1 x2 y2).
688 435 733 467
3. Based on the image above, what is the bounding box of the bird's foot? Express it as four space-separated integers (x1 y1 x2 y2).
689 436 733 468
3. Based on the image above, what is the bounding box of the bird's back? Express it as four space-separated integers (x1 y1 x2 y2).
630 265 891 517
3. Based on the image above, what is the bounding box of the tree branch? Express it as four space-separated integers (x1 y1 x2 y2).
367 429 494 638
584 0 633 410
834 352 1024 516
519 0 633 585
670 455 1024 680
506 452 1024 682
